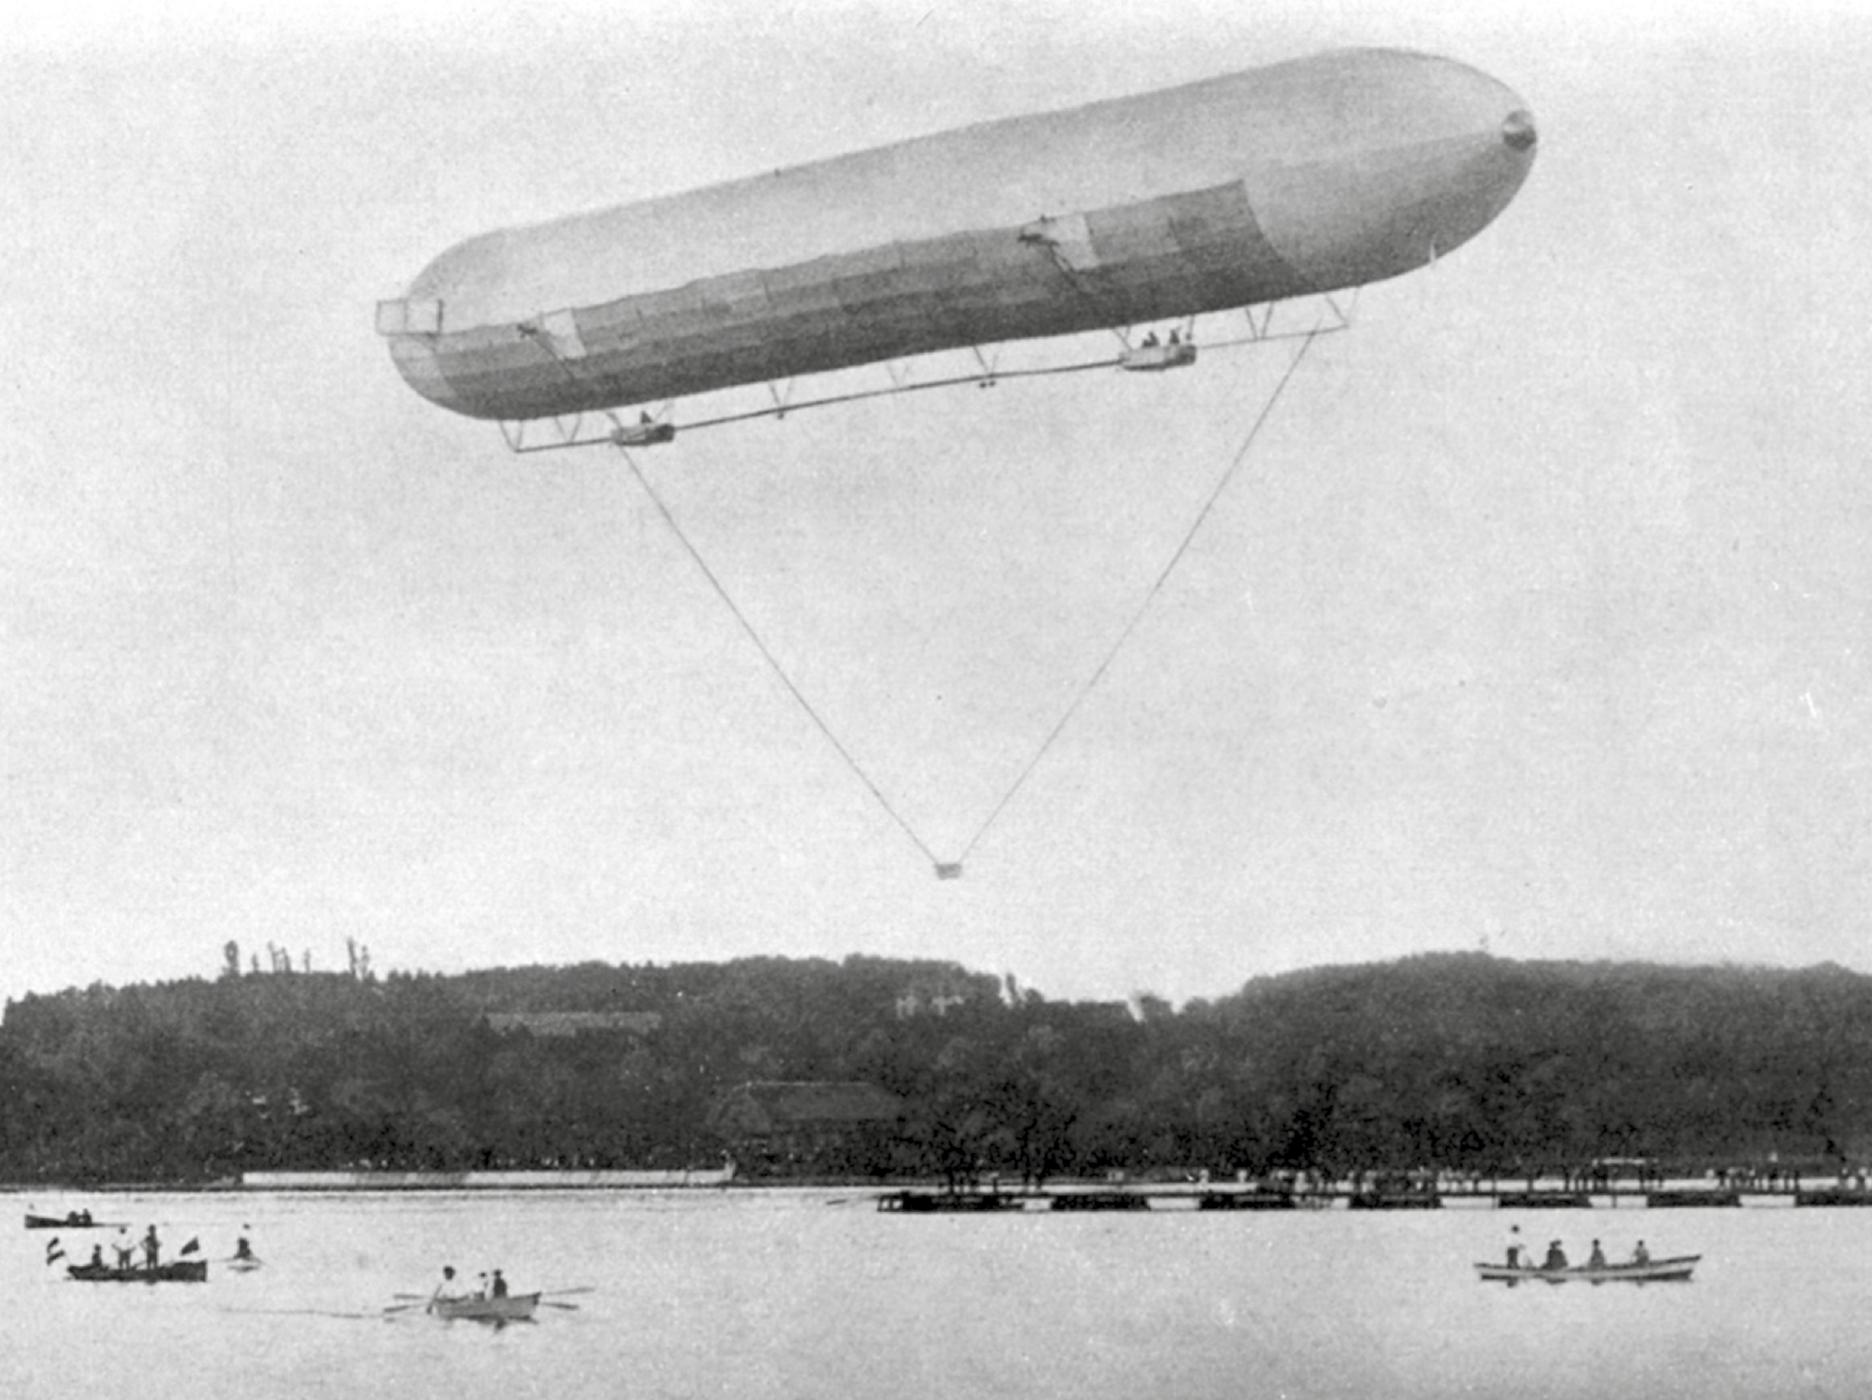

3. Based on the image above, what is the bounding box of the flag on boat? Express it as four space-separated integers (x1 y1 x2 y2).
45 1238 64 1265
180 1237 200 1256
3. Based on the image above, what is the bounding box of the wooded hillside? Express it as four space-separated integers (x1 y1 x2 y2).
3 952 1867 1184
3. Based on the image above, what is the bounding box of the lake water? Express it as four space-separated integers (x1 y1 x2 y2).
4 1188 1865 1399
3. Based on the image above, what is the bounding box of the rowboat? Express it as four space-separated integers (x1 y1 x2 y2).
429 1292 540 1322
25 1212 119 1230
67 1260 209 1283
1475 1255 1699 1285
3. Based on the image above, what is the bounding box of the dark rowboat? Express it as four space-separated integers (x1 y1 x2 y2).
26 1212 119 1230
68 1260 208 1283
1475 1255 1699 1285
429 1292 539 1321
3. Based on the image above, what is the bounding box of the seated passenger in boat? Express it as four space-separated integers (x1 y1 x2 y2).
1588 1240 1606 1268
1542 1240 1569 1270
1631 1240 1650 1265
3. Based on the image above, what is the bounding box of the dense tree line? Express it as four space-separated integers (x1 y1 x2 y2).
3 952 1870 1185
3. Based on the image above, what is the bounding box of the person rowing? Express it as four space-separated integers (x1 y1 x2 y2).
428 1265 466 1312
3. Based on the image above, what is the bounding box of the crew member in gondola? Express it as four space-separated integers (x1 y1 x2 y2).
113 1228 135 1270
1587 1239 1606 1268
142 1224 161 1271
1631 1239 1650 1265
490 1269 508 1299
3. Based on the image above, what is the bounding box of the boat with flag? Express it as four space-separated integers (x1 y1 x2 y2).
67 1260 208 1283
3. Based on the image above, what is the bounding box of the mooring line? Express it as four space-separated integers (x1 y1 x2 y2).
955 325 1322 866
620 448 942 868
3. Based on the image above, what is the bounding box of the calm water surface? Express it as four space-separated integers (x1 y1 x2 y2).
3 1188 1864 1398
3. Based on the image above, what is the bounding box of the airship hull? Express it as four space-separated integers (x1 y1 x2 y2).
383 48 1534 422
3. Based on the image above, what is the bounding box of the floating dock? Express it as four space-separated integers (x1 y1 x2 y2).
876 1183 1872 1213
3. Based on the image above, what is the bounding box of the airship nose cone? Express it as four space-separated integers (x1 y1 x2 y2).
1241 51 1536 293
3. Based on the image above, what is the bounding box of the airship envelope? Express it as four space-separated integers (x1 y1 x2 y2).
379 48 1536 426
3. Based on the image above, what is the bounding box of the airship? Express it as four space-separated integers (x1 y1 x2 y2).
378 47 1535 438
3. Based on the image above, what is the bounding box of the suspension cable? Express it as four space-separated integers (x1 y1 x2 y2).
616 320 1320 878
954 323 1322 866
618 447 943 867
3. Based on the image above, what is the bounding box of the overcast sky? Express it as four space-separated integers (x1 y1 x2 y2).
3 0 1868 1007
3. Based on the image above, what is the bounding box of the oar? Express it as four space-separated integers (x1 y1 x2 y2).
540 1300 581 1311
541 1286 595 1298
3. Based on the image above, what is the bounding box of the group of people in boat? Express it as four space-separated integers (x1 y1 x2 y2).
96 1224 164 1270
83 1223 253 1272
429 1264 511 1307
1505 1225 1650 1270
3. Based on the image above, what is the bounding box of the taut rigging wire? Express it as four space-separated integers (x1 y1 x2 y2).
618 447 943 868
620 321 1323 877
951 323 1321 869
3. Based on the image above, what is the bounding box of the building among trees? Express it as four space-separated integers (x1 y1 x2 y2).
708 1080 906 1175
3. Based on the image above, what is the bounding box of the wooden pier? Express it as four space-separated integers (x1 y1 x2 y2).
876 1183 1872 1213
